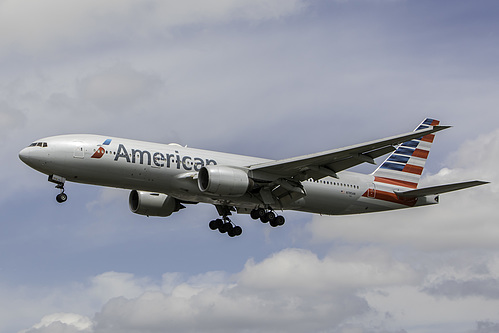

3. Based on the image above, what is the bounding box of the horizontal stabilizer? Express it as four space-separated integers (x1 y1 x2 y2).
395 180 489 198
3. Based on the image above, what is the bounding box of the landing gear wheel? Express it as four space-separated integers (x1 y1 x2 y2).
209 219 223 230
56 192 67 203
266 211 276 222
227 225 237 237
269 215 285 227
250 209 260 220
228 226 243 237
232 226 242 236
275 215 285 226
260 211 276 223
219 222 232 234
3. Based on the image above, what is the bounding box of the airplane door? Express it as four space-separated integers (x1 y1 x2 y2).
73 143 85 159
367 183 376 198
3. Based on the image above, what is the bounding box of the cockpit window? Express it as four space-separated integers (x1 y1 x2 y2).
29 142 48 147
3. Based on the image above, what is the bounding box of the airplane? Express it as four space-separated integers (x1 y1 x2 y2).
18 118 488 237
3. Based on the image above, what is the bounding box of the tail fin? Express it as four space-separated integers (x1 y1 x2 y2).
373 118 440 189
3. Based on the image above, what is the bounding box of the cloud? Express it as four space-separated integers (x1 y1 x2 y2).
423 278 499 300
0 101 26 136
21 313 93 333
91 249 378 333
77 64 163 110
88 271 162 305
422 255 499 300
15 247 439 333
470 321 499 333
237 247 419 293
441 128 499 186
17 248 412 332
0 0 306 56
17 247 499 333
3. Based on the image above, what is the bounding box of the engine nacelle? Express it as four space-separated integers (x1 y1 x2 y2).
198 165 252 197
129 190 182 217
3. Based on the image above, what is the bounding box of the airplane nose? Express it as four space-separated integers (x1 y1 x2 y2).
19 147 31 164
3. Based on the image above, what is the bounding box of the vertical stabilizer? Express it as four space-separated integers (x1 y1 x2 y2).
373 118 440 189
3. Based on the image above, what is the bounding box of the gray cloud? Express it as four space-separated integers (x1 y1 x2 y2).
423 278 499 300
77 64 164 110
470 321 499 333
0 101 26 136
20 313 93 333
17 247 499 333
90 251 374 332
19 248 423 333
0 0 306 57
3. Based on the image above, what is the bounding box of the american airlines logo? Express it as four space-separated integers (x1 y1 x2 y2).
91 139 112 159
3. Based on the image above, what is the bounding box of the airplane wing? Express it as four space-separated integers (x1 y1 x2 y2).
394 180 489 198
248 125 450 182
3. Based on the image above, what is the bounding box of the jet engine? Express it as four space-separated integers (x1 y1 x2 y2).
198 165 252 197
129 190 183 217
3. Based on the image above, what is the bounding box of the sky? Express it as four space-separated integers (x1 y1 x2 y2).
1 0 499 332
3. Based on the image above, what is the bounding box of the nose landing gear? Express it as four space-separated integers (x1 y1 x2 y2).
49 175 67 203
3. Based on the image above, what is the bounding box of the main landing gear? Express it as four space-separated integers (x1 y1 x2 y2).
209 205 243 237
49 175 67 203
209 206 286 237
209 217 243 237
250 208 285 227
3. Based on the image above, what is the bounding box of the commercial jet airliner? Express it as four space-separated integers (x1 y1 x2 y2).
19 118 487 237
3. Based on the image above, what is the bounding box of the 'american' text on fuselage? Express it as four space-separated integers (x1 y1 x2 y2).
113 144 217 171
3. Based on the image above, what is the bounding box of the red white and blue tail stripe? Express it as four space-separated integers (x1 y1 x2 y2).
373 118 440 189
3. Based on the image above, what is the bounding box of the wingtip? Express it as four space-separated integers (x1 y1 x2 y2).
432 125 452 132
413 124 451 134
